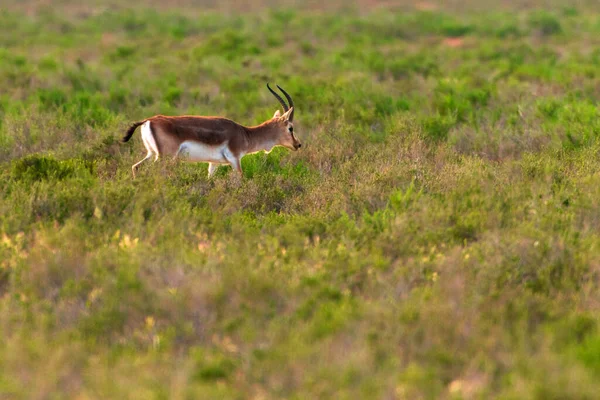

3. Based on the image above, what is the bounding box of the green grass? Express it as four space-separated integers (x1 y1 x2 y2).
2 1 600 398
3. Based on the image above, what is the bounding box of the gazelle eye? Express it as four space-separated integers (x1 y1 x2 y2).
289 127 293 132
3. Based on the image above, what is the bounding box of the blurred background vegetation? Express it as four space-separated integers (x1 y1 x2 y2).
2 0 600 398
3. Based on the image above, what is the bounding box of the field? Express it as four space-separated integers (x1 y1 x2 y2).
2 0 600 398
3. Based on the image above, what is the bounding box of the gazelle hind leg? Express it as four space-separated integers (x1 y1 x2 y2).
132 128 157 178
141 120 159 162
132 151 153 178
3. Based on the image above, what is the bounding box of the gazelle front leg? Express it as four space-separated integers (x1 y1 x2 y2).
223 149 243 177
229 158 243 177
207 162 218 178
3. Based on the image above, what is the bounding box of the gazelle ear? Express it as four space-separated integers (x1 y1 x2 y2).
281 107 294 121
273 110 281 119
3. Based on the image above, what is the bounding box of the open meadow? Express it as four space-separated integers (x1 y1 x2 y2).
2 0 600 398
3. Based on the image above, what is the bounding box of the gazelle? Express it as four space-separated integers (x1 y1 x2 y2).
122 84 301 178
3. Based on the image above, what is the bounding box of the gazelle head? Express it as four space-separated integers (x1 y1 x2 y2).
268 84 302 151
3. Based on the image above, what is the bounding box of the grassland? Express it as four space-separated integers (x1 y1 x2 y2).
2 1 600 398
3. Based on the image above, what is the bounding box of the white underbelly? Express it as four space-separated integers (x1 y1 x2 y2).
178 141 228 163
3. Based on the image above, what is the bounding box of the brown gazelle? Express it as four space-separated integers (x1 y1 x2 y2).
122 84 301 178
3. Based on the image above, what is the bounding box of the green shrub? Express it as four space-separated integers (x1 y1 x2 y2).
528 11 563 36
420 114 456 141
37 88 67 110
11 155 82 182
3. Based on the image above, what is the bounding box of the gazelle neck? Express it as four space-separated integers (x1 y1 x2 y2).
245 120 280 153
